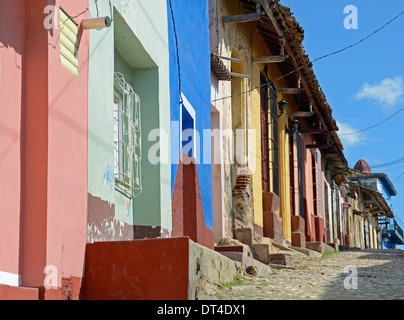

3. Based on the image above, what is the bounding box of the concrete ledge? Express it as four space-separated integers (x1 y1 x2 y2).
189 241 242 300
0 285 39 300
290 246 322 258
268 253 292 266
81 237 242 300
272 243 305 256
218 251 272 276
327 243 339 252
306 242 335 255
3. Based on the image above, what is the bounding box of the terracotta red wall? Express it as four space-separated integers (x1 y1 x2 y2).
172 155 214 250
81 238 190 300
0 285 38 300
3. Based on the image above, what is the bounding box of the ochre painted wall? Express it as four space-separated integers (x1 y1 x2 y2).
278 113 292 244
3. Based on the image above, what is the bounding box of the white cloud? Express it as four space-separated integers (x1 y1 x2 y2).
356 76 404 107
337 121 366 147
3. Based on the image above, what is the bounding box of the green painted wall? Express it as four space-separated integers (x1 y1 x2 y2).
88 0 171 232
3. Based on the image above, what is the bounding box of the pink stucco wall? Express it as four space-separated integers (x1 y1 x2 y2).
45 0 89 297
0 0 89 297
0 0 25 280
302 134 327 243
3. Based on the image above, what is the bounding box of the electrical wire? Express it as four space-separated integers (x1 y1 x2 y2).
370 157 404 169
211 9 404 103
339 107 404 136
394 171 404 183
94 0 99 18
168 0 183 105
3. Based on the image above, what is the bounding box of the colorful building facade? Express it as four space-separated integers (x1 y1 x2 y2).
87 0 172 242
0 0 90 299
0 0 401 301
209 0 348 257
168 0 214 249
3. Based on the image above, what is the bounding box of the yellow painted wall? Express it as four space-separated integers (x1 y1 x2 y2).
278 112 292 243
250 30 296 242
217 0 299 242
251 59 264 229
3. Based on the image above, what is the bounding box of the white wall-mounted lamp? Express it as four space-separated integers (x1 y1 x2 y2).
81 16 111 30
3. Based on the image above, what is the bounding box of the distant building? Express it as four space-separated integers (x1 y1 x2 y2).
348 159 402 249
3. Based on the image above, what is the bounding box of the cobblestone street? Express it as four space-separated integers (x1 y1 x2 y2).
213 250 404 300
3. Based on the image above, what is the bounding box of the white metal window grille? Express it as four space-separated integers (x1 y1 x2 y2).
114 72 142 198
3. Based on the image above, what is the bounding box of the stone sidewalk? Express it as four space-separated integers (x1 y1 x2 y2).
212 249 404 300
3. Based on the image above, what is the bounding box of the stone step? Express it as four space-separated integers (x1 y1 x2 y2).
289 245 322 258
268 253 293 267
215 238 254 257
251 243 279 264
234 227 262 245
217 251 272 276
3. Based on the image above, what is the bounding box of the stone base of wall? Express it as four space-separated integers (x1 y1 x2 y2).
263 211 283 245
314 216 327 243
291 216 306 248
172 155 214 250
344 235 352 247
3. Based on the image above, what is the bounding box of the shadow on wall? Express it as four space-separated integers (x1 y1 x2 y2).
319 250 404 300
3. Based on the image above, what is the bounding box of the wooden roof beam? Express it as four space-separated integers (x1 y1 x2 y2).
252 55 289 63
306 144 332 150
259 0 330 128
277 88 304 94
223 12 264 24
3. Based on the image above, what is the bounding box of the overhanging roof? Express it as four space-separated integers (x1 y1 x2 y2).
350 182 395 219
237 0 348 170
348 169 398 197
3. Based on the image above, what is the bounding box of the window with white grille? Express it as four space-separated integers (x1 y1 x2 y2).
113 72 142 198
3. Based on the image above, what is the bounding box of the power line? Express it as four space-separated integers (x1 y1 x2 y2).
168 0 183 105
339 107 404 136
394 171 404 183
382 164 404 172
212 8 404 103
370 157 404 169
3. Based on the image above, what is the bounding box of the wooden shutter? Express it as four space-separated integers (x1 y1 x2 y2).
59 8 79 78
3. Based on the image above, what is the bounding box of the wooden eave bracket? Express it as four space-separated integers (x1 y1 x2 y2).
231 72 250 79
222 12 264 24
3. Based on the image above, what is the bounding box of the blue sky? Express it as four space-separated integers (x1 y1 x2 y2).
285 0 404 226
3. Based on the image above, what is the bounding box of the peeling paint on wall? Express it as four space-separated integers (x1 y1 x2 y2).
103 163 114 191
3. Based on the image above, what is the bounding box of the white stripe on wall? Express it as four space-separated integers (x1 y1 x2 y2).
0 271 21 287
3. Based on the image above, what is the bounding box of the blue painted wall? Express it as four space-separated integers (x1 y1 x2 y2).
167 0 213 230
